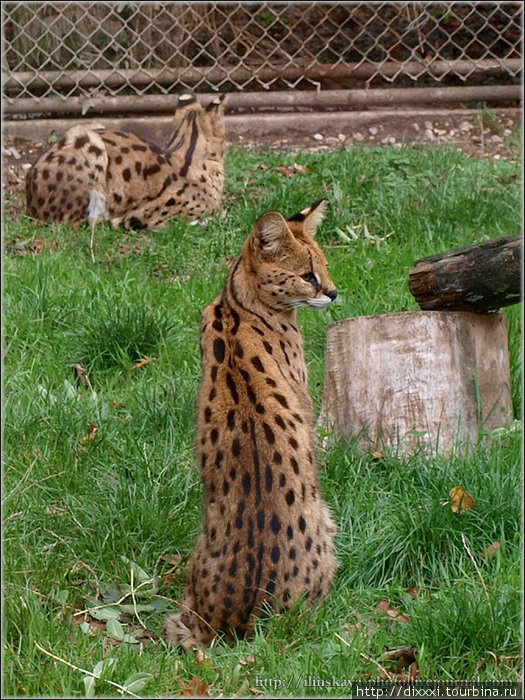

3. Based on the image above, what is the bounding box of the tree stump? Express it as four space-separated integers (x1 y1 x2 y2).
409 236 521 312
319 310 513 456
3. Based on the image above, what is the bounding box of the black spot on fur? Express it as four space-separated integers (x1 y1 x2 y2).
143 164 161 178
88 144 103 157
213 338 225 363
275 415 286 430
265 465 273 493
251 356 264 372
129 216 146 230
257 510 265 532
272 393 289 409
263 422 275 444
74 135 89 149
226 373 239 404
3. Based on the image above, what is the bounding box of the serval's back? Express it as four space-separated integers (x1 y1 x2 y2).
25 92 226 232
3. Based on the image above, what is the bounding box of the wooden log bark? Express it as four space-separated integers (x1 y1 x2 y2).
318 310 513 456
409 236 521 312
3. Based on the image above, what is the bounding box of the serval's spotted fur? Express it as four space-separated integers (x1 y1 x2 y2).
25 92 226 233
164 200 338 649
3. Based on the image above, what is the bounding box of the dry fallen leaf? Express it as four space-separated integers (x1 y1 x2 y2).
382 646 418 669
406 586 420 597
178 677 210 697
130 357 157 371
239 654 256 666
276 163 310 177
450 486 476 513
70 362 94 390
344 606 380 638
481 541 501 559
160 552 182 585
381 647 419 681
377 599 410 624
81 424 98 442
160 553 182 567
72 612 107 632
30 238 44 254
396 660 420 681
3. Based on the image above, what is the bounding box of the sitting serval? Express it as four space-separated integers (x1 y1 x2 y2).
164 200 338 649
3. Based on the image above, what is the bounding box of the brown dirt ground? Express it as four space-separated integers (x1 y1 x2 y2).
2 108 521 207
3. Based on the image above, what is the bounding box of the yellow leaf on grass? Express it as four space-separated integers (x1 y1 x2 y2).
130 357 157 371
481 541 501 559
81 424 98 442
450 486 475 513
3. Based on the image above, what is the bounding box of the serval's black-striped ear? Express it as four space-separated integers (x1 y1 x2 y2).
287 200 327 238
205 93 227 112
253 211 293 259
176 92 197 108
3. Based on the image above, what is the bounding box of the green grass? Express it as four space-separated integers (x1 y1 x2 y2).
2 140 522 697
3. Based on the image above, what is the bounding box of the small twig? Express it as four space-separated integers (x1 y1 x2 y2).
34 641 141 698
43 529 78 559
73 578 156 617
89 223 96 263
130 568 146 630
334 632 393 679
461 532 491 603
461 532 495 625
4 511 23 522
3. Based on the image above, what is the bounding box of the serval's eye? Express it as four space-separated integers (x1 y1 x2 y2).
301 272 320 290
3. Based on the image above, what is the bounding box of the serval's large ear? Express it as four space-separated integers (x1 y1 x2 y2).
175 92 197 110
253 211 293 259
287 199 327 238
205 93 227 112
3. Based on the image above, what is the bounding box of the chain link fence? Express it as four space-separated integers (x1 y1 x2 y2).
2 2 522 115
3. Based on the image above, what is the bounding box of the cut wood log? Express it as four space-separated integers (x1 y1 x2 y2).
409 236 521 312
318 310 513 456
